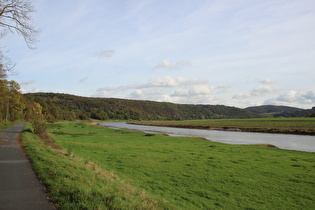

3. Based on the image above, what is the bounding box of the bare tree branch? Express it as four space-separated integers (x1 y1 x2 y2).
0 0 39 49
0 0 38 78
0 48 15 79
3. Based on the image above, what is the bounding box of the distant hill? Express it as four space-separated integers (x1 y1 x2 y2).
24 92 256 121
245 105 315 117
245 105 303 116
24 93 314 121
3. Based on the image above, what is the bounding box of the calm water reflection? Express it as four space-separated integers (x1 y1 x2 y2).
99 122 315 152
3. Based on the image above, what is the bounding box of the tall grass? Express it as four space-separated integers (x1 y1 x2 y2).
44 121 315 209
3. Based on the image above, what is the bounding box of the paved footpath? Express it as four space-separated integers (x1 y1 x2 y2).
0 123 55 210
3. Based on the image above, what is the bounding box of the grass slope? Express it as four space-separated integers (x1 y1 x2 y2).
20 123 171 209
130 118 315 135
41 121 315 209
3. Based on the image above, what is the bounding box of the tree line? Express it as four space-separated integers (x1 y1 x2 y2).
24 92 258 121
245 105 315 118
23 92 315 121
1 0 45 134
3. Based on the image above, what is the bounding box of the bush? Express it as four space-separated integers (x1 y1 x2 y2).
32 119 47 135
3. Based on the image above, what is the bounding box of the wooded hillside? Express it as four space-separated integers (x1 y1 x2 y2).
24 92 257 121
2 91 313 124
0 80 37 122
245 105 315 118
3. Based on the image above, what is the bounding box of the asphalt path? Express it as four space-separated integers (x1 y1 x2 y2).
0 123 55 210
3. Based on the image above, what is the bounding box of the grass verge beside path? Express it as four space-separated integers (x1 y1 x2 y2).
43 121 315 209
130 118 315 135
0 120 23 131
20 123 171 209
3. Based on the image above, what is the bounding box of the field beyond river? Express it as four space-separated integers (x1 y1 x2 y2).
129 117 315 135
20 121 315 209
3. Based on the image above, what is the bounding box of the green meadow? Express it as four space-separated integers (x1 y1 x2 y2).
21 121 315 209
131 117 315 135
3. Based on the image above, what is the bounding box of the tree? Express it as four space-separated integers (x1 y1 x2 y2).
0 0 38 124
0 0 38 48
0 79 24 122
31 102 47 136
0 63 5 78
0 0 38 79
0 50 15 79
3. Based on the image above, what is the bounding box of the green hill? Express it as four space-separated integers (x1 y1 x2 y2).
24 92 256 121
245 105 315 117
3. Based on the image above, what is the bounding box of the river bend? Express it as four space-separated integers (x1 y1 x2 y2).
99 122 315 153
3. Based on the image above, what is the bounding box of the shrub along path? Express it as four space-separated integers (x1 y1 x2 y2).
0 122 54 210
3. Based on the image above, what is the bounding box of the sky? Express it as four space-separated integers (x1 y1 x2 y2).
2 0 315 109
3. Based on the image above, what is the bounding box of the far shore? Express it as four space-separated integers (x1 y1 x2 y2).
128 118 315 135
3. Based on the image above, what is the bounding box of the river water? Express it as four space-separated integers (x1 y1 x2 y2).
99 122 315 153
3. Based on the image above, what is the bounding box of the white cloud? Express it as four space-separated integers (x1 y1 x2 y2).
96 76 215 104
171 88 189 97
153 59 191 70
79 76 88 83
276 90 315 103
96 86 123 97
129 89 145 98
20 87 49 94
232 85 315 108
275 90 299 103
20 80 35 86
259 78 278 85
130 76 207 89
303 90 315 101
251 85 283 96
172 85 213 97
216 83 231 89
264 89 315 108
232 93 251 99
95 50 115 59
215 83 231 93
156 60 172 69
233 85 282 99
189 85 213 95
129 89 168 101
150 76 184 87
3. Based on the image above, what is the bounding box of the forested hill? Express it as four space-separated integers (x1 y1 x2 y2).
24 92 257 121
245 105 315 118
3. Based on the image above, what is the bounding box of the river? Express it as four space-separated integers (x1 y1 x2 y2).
99 122 315 152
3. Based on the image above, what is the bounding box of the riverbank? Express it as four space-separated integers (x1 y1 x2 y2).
21 121 315 209
129 117 315 135
101 122 315 152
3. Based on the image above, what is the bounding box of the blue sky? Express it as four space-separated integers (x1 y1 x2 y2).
3 0 315 108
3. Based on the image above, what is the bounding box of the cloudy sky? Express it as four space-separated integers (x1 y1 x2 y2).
3 0 315 108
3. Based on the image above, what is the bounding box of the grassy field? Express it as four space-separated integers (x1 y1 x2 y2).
130 118 315 135
21 121 315 209
20 123 171 209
